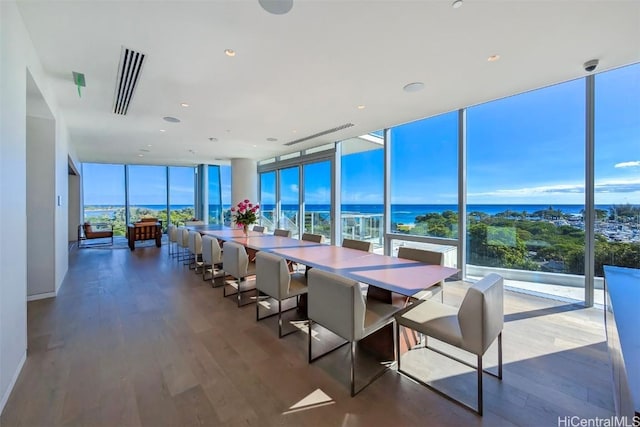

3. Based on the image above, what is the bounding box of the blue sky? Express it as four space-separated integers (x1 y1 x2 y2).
84 63 639 207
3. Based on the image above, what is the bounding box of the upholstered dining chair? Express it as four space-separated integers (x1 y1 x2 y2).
301 233 325 243
307 269 402 396
253 225 266 233
397 247 444 302
342 238 373 252
255 251 308 338
273 228 292 237
395 273 504 415
221 241 257 307
201 235 223 286
177 227 190 263
167 224 178 258
187 230 203 272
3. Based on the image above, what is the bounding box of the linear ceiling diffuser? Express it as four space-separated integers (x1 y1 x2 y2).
284 123 355 146
113 46 146 115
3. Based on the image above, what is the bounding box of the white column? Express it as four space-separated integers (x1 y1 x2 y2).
231 158 258 206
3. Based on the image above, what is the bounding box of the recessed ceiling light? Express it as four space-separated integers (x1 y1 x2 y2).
163 116 181 123
487 54 500 62
147 144 153 147
403 82 425 93
292 129 297 133
159 129 166 132
140 149 150 153
252 145 257 147
180 102 189 107
138 154 144 157
452 0 463 8
357 105 366 110
259 0 293 15
266 137 278 142
224 49 236 57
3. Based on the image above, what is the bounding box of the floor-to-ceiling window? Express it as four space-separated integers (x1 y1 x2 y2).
388 112 459 261
168 166 195 226
82 163 126 236
207 165 222 224
260 171 276 231
340 134 384 250
220 165 232 226
128 165 168 227
594 62 640 304
303 160 332 243
279 166 300 238
467 78 586 300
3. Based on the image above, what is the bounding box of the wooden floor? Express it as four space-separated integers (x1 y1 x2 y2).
1 244 614 426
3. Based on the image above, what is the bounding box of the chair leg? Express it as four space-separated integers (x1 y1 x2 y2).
498 332 503 379
350 341 356 397
477 355 483 416
308 319 313 363
278 300 283 338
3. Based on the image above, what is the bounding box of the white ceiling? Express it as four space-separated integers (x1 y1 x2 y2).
17 0 640 166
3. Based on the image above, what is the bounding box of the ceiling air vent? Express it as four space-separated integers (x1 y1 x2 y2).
112 47 146 115
284 123 355 146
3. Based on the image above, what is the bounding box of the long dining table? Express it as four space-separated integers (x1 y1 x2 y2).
188 224 459 357
189 224 459 301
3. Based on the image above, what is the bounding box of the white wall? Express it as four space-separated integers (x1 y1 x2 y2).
26 116 56 297
0 1 71 412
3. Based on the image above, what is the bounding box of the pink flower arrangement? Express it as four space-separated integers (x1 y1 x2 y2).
230 199 260 227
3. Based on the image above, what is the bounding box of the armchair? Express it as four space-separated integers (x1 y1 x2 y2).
78 222 114 247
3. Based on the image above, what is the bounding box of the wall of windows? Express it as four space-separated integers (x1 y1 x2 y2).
82 164 226 234
253 63 638 306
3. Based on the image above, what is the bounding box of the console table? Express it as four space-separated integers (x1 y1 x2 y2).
604 265 640 419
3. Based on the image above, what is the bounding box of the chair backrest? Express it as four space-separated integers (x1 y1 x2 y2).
308 269 365 341
222 241 249 279
458 273 504 355
255 251 290 299
188 231 202 254
274 229 292 237
201 235 222 265
397 247 444 285
178 227 190 247
397 246 443 265
168 225 178 243
185 220 205 226
342 238 373 252
301 233 324 243
253 225 266 233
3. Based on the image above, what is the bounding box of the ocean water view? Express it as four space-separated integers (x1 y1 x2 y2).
84 203 626 224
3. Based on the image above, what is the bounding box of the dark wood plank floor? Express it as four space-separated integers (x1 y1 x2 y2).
1 244 614 426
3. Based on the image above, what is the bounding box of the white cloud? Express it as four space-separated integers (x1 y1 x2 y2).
614 161 640 168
